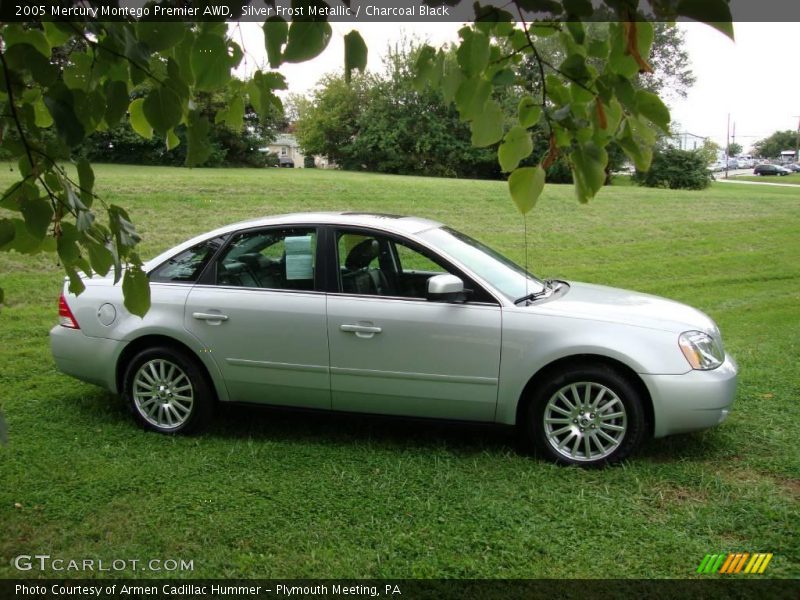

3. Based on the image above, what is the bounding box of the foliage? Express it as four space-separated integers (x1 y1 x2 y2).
727 142 743 157
632 147 713 190
0 2 733 318
303 154 316 168
753 130 798 159
697 139 722 166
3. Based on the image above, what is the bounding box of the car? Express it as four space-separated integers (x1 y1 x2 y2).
753 164 791 176
50 213 737 466
278 157 294 168
784 163 800 173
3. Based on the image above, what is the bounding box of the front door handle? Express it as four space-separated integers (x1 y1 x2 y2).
340 323 382 338
193 312 229 322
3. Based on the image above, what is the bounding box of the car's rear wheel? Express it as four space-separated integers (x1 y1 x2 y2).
523 364 647 467
123 346 213 434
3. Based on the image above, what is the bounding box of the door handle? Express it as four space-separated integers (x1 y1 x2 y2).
193 312 229 322
340 323 382 338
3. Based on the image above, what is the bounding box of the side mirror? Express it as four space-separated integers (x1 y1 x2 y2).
427 274 466 303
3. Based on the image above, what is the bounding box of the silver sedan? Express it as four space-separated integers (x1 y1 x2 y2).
50 212 737 466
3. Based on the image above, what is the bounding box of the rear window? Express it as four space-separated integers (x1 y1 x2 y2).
149 236 226 283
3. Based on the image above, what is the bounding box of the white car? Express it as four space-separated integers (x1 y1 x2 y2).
50 213 737 466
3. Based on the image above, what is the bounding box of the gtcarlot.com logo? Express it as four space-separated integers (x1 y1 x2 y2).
12 554 194 573
696 552 773 575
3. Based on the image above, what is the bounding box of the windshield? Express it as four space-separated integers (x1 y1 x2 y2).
418 226 544 300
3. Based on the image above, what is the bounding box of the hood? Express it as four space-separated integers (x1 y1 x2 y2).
531 281 718 334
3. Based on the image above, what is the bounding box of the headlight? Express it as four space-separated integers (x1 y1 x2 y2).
679 330 724 370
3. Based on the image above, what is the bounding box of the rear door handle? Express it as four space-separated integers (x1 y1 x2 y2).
193 312 229 322
340 323 382 338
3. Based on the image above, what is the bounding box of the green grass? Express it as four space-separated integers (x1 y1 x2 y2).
1 165 798 579
730 173 800 185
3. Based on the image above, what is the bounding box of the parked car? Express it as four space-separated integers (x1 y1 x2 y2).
51 213 737 466
753 164 791 176
278 157 294 168
784 163 800 173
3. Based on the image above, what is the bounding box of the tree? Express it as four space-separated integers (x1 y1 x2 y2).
632 147 712 190
0 3 734 316
698 139 722 166
753 130 797 159
726 142 742 157
296 40 498 178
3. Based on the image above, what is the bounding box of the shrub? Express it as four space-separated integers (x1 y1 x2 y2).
303 155 316 168
632 147 713 190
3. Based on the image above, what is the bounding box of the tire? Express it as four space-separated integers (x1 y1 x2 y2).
123 345 214 434
522 364 647 467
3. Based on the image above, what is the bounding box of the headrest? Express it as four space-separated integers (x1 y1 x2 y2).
345 238 380 270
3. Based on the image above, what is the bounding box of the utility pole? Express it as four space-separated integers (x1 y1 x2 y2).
794 116 800 163
725 113 730 179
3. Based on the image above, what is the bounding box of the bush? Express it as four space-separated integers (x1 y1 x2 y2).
632 147 713 190
303 155 316 168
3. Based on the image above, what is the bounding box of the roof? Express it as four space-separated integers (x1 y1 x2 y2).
272 133 299 147
144 212 443 269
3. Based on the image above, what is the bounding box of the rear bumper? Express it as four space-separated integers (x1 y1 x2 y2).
50 325 124 393
642 354 738 438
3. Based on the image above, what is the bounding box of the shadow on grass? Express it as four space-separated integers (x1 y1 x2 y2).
70 390 732 464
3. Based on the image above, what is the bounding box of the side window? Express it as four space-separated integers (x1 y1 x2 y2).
216 228 317 291
337 231 449 299
149 236 225 283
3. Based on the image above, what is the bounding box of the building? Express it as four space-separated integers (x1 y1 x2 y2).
259 133 333 168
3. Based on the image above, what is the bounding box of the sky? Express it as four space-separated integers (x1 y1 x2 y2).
232 21 800 153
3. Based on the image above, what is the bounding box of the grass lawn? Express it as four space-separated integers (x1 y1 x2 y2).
730 173 800 185
1 165 798 579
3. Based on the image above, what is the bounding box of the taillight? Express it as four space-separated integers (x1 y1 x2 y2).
58 293 80 329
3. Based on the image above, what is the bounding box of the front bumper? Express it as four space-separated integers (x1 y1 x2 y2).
50 325 125 393
641 354 738 438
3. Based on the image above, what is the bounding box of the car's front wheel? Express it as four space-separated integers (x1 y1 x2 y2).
523 364 648 466
123 346 213 434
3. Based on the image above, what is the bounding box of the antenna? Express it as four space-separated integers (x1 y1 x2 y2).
523 213 529 303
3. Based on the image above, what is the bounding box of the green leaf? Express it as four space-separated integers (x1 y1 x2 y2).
43 85 85 147
636 90 671 133
215 96 245 131
491 69 515 87
441 60 463 105
457 29 490 77
191 33 233 91
677 0 734 40
166 128 181 150
57 223 82 266
508 166 546 215
76 159 95 208
571 142 608 203
65 265 86 296
5 25 51 59
86 240 114 276
128 99 153 139
518 97 542 128
122 264 151 317
263 17 288 68
455 77 491 121
43 22 73 47
498 126 534 172
344 30 368 84
186 111 212 167
137 21 186 52
33 97 53 128
20 196 53 239
143 86 183 136
0 219 15 249
104 80 130 127
563 0 592 17
470 100 504 147
283 21 332 64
